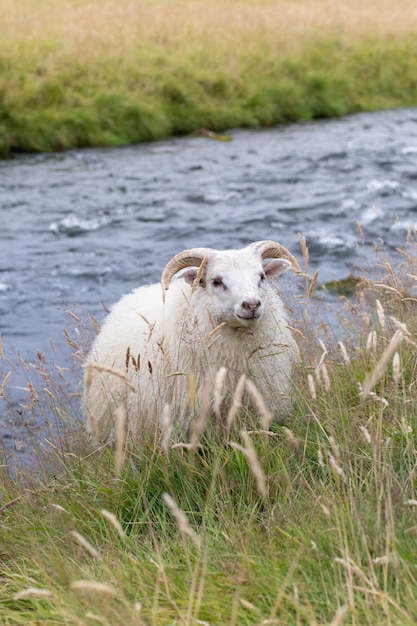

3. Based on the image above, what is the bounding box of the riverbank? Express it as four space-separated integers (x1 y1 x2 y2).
2 245 417 624
1 0 417 156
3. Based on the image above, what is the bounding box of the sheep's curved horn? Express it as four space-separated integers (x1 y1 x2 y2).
161 247 216 291
251 240 302 274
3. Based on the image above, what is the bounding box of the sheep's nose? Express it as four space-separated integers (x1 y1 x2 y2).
241 298 261 312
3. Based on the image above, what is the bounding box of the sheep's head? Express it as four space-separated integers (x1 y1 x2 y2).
161 241 301 328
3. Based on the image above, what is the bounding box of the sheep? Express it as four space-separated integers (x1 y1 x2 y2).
83 240 301 443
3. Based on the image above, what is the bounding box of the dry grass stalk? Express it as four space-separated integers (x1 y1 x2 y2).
374 283 403 298
328 454 347 482
230 430 267 497
89 314 101 336
334 555 375 588
314 365 322 388
375 299 386 330
187 372 197 410
51 503 69 514
207 333 223 351
390 317 416 346
0 492 22 513
247 429 280 437
64 309 82 324
162 492 200 548
171 442 202 450
70 580 116 596
317 339 328 369
328 604 349 626
189 376 212 449
165 370 188 378
239 598 258 612
307 269 319 298
359 425 372 444
64 328 79 351
160 403 173 455
366 330 377 354
360 329 405 402
338 341 350 366
307 374 317 400
115 404 127 477
84 362 136 392
226 374 246 430
101 509 125 540
320 362 331 392
383 261 398 288
0 370 11 397
88 410 99 444
20 381 37 411
392 352 401 385
213 366 228 420
328 436 341 462
244 378 273 430
372 553 399 566
206 322 226 343
286 324 306 340
282 427 301 449
70 530 100 558
298 233 309 275
357 220 364 244
13 587 53 600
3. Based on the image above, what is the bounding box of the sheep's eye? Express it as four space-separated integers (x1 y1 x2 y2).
212 277 224 288
260 273 266 281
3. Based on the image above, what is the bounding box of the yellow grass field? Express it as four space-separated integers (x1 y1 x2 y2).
4 0 417 56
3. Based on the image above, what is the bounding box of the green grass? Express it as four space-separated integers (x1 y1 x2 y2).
1 0 417 156
1 241 417 624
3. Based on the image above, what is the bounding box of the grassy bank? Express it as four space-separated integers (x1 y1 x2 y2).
1 0 417 156
1 239 417 624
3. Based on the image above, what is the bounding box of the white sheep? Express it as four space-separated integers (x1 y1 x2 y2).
83 240 301 442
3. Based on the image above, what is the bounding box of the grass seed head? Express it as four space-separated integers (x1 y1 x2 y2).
338 341 350 366
70 531 100 558
70 580 116 596
244 378 273 430
101 509 125 539
162 492 200 547
226 374 246 430
392 351 401 385
115 404 127 476
14 587 53 600
160 403 173 454
230 430 267 497
307 373 317 400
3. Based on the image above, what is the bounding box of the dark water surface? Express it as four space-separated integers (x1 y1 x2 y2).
1 108 417 457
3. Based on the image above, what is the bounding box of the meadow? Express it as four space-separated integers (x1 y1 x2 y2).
1 0 417 155
1 236 417 624
2 1 417 620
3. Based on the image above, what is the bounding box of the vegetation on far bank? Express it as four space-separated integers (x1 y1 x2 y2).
1 236 417 624
1 0 417 156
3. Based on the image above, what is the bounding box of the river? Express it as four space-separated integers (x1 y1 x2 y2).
1 107 417 460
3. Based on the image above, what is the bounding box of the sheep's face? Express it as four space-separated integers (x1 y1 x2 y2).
182 249 292 329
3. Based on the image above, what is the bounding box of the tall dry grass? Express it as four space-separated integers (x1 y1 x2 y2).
1 235 417 624
3 0 417 58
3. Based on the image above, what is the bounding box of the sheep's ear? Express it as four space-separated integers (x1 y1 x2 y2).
263 259 292 278
182 269 199 285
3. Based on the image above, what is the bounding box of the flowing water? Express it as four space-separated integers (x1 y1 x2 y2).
1 107 417 458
